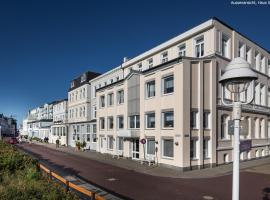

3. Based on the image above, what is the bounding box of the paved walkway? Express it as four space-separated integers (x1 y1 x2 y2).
16 142 270 200
30 141 270 178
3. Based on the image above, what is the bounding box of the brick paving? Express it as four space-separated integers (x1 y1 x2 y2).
16 142 270 200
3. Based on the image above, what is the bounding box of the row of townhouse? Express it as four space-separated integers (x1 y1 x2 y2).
0 114 17 137
23 17 270 170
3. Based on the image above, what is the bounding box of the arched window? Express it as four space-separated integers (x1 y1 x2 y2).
223 153 229 163
240 152 244 160
262 149 266 157
247 151 251 159
255 149 260 158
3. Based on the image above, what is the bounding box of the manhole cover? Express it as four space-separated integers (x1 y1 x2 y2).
106 178 117 181
202 195 214 200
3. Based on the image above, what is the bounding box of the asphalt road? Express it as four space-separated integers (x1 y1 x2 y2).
17 143 270 200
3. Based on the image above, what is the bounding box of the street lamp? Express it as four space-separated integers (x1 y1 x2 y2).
219 57 257 200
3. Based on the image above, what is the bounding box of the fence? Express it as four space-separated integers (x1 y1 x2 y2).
38 163 105 200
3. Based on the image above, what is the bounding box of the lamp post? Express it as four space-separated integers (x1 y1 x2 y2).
219 57 257 200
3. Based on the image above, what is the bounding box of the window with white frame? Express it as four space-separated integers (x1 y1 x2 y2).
268 59 270 76
93 124 96 133
221 34 230 58
246 46 252 64
148 58 153 68
107 93 114 106
117 116 124 129
87 124 90 133
100 95 105 108
190 111 198 129
100 117 105 130
71 81 75 88
146 112 155 129
161 51 168 63
190 139 198 159
203 139 210 159
137 63 142 71
117 137 123 150
108 116 114 130
117 90 124 104
147 138 155 155
203 112 211 129
178 44 186 57
162 110 174 128
221 115 228 139
195 36 204 58
162 75 174 94
129 115 140 129
162 138 174 158
93 106 97 118
146 80 155 98
87 134 90 142
107 136 114 150
81 73 86 82
255 51 260 71
238 41 245 58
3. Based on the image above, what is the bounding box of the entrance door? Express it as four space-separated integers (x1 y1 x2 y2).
132 139 140 159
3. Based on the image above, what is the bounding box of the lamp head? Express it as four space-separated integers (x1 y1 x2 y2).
219 57 257 93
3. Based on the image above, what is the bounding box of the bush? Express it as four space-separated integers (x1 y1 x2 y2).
0 141 78 200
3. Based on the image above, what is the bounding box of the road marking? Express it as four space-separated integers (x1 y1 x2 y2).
202 195 214 200
106 178 117 181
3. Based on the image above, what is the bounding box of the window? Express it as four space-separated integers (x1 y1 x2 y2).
146 80 155 98
107 136 114 150
190 139 198 159
221 115 228 139
255 51 260 70
195 36 204 58
108 93 114 106
117 116 124 129
147 138 155 155
238 41 245 58
108 116 114 129
190 111 198 129
162 111 174 128
117 137 123 150
93 124 96 133
93 106 97 118
203 112 211 129
129 115 140 129
137 63 142 71
221 34 230 58
84 125 89 133
71 81 75 88
100 118 105 130
81 73 86 82
203 139 210 159
162 139 174 158
161 51 168 63
146 112 155 129
87 134 90 142
82 88 85 98
268 59 270 77
163 75 174 94
178 44 186 56
117 90 124 104
100 95 105 108
148 58 153 68
246 46 252 63
77 125 80 133
77 134 80 141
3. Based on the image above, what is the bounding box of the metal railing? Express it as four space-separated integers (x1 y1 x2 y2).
38 163 105 200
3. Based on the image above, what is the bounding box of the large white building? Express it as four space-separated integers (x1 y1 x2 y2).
67 71 100 149
94 17 270 170
50 99 68 145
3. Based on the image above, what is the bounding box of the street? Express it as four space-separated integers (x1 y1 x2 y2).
17 143 270 200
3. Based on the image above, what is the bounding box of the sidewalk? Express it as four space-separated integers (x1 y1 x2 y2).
33 141 270 178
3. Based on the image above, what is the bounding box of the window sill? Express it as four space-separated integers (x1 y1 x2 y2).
162 92 174 96
145 96 155 100
191 128 199 130
204 128 211 131
161 156 174 160
191 158 199 161
145 128 155 130
161 127 174 130
117 103 124 106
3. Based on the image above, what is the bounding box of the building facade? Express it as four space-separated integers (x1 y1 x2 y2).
67 71 100 149
95 18 270 170
50 99 68 145
0 114 17 137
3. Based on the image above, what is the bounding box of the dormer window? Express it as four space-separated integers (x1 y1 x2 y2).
178 44 186 57
137 63 142 71
148 58 153 68
71 81 75 88
81 73 86 82
161 51 168 63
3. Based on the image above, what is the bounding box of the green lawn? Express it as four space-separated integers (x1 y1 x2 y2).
0 141 78 200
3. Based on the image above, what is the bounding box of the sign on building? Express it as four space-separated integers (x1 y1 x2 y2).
240 140 252 152
228 120 248 136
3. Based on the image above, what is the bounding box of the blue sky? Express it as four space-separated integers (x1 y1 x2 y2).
0 0 269 124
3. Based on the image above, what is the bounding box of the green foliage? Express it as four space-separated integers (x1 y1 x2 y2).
0 141 78 200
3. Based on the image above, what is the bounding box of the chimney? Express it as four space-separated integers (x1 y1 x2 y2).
123 57 129 63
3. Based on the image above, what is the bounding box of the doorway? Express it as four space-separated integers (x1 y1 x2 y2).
132 139 140 159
